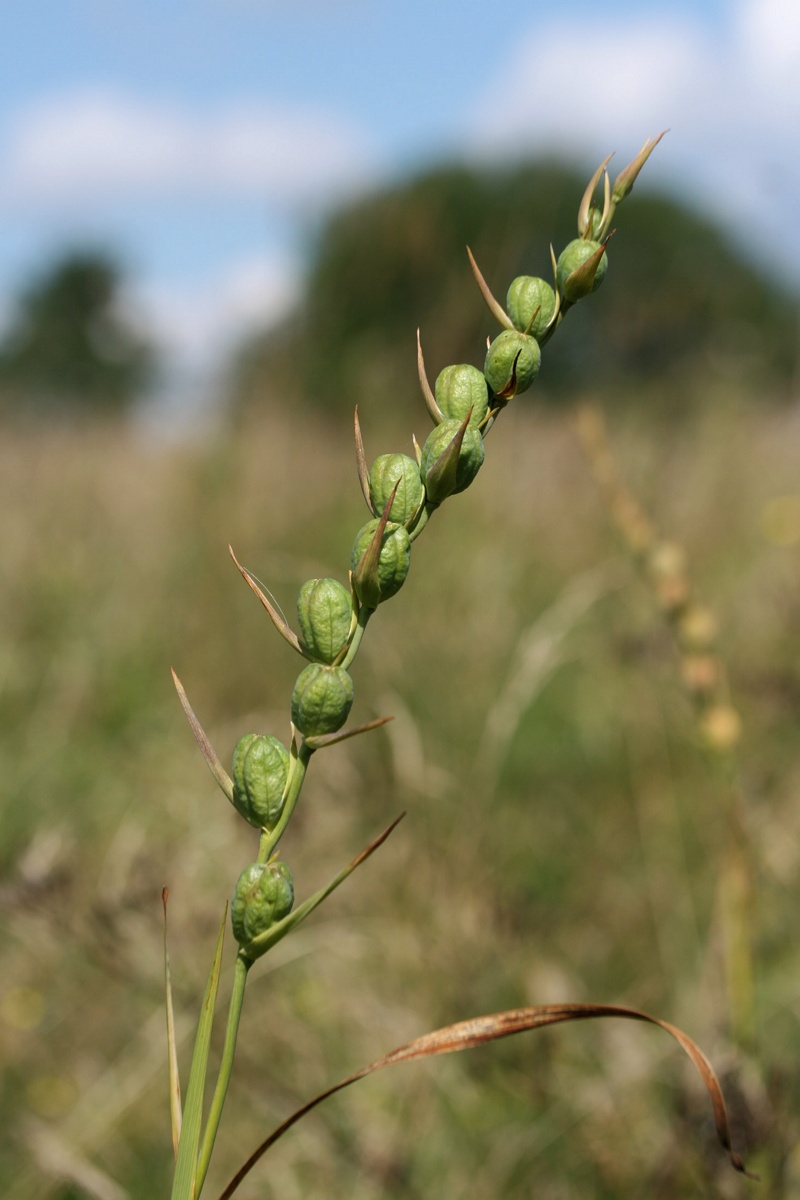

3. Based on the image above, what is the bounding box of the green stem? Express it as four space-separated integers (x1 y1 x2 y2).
259 740 313 862
194 952 251 1196
340 604 371 670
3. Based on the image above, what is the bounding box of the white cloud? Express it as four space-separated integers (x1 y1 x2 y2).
465 0 800 278
2 89 376 212
127 252 300 371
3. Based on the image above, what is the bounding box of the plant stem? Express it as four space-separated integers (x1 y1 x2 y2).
340 604 370 670
195 952 251 1197
259 740 313 862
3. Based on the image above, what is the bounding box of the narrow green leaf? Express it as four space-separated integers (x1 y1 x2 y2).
170 907 227 1200
303 714 393 751
242 814 404 961
163 887 182 1160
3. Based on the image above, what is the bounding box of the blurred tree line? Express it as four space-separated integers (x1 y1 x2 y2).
0 160 796 422
0 252 154 419
235 159 798 419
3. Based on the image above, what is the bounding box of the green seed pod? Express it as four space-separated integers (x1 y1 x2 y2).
419 420 485 504
291 663 354 736
556 238 608 302
231 860 294 946
297 577 352 664
505 276 557 337
434 364 489 429
483 330 541 397
369 454 425 527
351 519 411 608
231 734 290 829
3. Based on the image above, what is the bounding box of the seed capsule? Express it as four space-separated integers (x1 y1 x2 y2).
351 519 411 607
434 364 489 429
419 419 485 504
506 276 556 337
291 663 354 736
297 577 352 664
556 238 608 302
483 331 541 397
232 734 290 829
369 454 425 527
231 860 294 946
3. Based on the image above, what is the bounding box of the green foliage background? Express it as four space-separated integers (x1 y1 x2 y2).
1 161 799 1199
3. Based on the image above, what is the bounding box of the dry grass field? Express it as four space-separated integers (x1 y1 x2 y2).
1 387 799 1198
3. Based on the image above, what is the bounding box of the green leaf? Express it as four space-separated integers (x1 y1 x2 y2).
242 814 404 962
170 907 227 1200
163 888 182 1161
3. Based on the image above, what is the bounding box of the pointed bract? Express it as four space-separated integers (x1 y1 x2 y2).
612 131 667 205
229 546 305 656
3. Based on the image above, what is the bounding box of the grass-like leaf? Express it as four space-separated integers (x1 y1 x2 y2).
241 814 404 962
170 908 227 1200
217 1002 754 1199
162 887 182 1160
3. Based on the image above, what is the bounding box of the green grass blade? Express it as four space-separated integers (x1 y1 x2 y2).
243 814 404 961
170 907 227 1200
163 887 182 1160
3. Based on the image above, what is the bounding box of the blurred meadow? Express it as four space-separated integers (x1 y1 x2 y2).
1 160 800 1200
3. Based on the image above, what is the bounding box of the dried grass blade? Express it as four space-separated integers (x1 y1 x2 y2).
217 1001 753 1199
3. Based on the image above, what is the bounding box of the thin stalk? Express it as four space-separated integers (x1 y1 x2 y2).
340 605 371 671
259 742 313 862
194 953 251 1197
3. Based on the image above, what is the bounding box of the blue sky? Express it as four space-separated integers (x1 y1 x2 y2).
0 0 797 397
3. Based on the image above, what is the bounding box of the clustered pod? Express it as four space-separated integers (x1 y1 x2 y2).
369 453 425 527
506 276 556 338
483 330 541 397
232 734 290 830
556 238 608 302
420 419 485 504
291 662 354 736
351 518 411 608
231 859 294 946
434 364 489 429
297 577 353 664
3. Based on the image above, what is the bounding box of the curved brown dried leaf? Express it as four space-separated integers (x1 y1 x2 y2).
217 1001 753 1199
